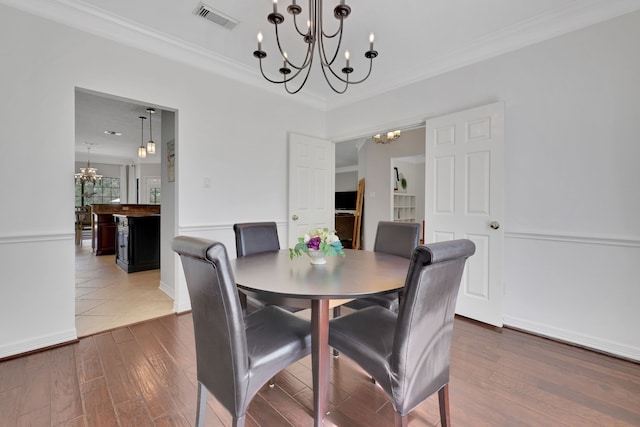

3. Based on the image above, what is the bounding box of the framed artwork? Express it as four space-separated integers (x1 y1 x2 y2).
167 140 175 182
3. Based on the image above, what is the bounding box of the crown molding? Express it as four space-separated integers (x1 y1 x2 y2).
0 0 326 110
3 0 639 112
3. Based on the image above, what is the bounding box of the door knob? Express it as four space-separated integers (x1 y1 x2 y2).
292 215 299 221
489 221 500 230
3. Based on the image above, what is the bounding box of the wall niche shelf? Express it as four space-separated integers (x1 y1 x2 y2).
393 193 416 223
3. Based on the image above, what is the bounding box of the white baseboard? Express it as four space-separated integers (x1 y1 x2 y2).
503 315 640 362
0 328 77 359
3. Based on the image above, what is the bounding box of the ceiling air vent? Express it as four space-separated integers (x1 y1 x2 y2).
194 3 238 30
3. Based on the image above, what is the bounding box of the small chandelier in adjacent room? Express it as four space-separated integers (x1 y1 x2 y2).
253 0 378 94
75 145 103 184
146 108 156 154
138 115 147 158
373 130 401 144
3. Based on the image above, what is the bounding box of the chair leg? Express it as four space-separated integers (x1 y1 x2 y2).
238 291 248 314
233 414 246 427
332 306 341 357
195 382 207 427
438 384 451 427
394 412 409 427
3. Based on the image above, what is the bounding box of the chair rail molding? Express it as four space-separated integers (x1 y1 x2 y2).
505 230 640 248
0 232 73 244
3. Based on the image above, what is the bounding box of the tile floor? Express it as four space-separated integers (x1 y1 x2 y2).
75 241 174 337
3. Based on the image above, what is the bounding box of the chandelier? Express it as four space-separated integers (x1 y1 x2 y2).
138 115 147 158
373 130 401 144
253 0 378 94
75 146 103 184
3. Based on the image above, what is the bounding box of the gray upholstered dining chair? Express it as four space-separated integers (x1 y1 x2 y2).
172 236 312 427
336 221 421 316
329 239 476 427
233 222 304 313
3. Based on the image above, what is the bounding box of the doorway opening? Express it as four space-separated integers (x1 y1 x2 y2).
74 88 176 337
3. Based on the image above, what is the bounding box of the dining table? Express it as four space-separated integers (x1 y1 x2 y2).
229 248 410 427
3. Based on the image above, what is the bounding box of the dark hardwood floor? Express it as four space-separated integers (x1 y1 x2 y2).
1 313 638 426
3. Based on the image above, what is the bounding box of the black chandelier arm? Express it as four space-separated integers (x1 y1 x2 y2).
319 61 350 94
321 54 374 86
257 57 311 86
320 15 344 39
317 23 344 68
291 12 310 37
273 24 314 71
284 58 314 94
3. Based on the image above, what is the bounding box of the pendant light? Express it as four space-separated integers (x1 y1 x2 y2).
138 115 147 158
146 108 156 154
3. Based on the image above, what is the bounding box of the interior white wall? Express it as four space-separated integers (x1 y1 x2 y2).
327 11 640 360
335 171 358 191
0 5 324 358
159 111 176 301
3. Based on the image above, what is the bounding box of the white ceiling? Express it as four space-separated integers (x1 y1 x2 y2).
75 90 163 165
29 0 635 164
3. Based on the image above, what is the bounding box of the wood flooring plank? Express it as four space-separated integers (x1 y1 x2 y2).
16 405 51 427
75 337 103 384
116 332 181 419
0 356 25 393
53 415 87 427
80 376 119 427
94 332 142 406
145 318 194 371
111 327 135 344
144 351 218 426
128 322 167 358
152 411 191 427
258 384 314 427
50 344 84 425
115 397 154 427
246 393 294 427
18 351 51 417
0 387 21 425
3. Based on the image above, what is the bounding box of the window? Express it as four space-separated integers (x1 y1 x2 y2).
75 177 120 206
150 187 161 204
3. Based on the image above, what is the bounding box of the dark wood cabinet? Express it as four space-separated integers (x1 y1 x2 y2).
335 213 355 249
92 213 116 255
114 214 160 273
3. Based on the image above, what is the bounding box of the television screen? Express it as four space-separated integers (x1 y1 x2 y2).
335 191 357 210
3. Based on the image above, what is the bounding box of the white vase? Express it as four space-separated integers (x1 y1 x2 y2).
307 250 326 265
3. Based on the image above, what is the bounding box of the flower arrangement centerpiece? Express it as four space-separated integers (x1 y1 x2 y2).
289 227 345 264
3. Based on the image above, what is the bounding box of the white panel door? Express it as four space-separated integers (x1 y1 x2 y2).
425 102 504 326
288 133 335 247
